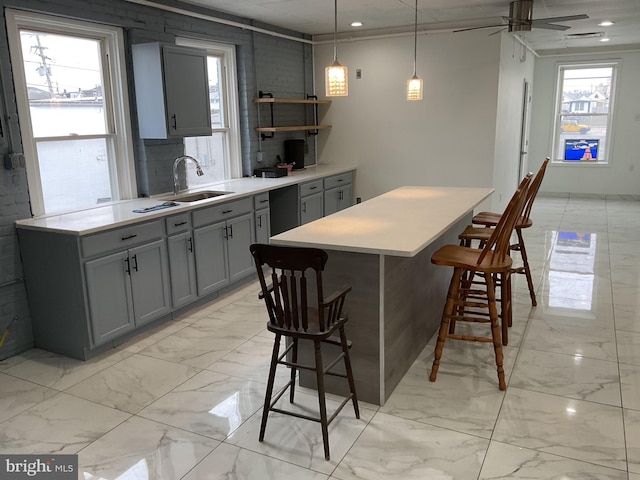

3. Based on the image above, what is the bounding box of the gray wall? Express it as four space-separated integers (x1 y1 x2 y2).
0 0 314 360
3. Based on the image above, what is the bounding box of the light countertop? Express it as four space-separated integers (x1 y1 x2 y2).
270 186 494 257
15 164 355 235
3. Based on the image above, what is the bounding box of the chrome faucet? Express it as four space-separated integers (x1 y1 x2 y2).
173 155 204 195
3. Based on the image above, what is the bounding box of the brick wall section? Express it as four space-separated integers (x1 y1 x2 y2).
0 0 313 359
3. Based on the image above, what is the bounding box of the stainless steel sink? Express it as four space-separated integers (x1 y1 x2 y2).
162 190 233 202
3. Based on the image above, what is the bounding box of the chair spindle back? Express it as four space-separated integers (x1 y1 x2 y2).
477 173 532 266
251 244 333 332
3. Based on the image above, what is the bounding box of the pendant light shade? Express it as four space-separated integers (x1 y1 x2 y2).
407 75 423 101
326 0 348 96
407 0 423 101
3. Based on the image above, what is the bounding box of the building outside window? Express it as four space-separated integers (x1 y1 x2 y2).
6 10 136 216
553 62 617 164
176 38 242 187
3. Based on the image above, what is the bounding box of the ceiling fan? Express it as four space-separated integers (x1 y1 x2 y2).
455 0 589 34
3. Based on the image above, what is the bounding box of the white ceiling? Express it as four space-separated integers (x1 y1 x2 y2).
177 0 640 52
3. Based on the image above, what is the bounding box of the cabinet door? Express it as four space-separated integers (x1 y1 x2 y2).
167 232 197 309
337 184 353 212
301 192 324 225
194 221 229 296
85 251 134 346
129 240 171 327
162 45 212 137
255 208 270 245
325 185 353 216
227 213 255 283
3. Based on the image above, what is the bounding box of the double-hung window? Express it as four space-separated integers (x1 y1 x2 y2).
175 38 242 186
552 62 618 164
6 10 136 216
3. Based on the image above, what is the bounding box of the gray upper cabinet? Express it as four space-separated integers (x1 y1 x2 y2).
132 42 212 139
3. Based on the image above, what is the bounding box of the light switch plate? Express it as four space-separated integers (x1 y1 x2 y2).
4 153 26 170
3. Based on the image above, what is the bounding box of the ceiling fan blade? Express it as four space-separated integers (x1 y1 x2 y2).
453 24 504 33
531 14 589 24
531 22 571 31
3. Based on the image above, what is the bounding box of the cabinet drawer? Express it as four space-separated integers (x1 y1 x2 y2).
165 213 191 235
300 180 323 197
324 172 353 190
254 192 270 209
192 197 253 228
82 221 164 258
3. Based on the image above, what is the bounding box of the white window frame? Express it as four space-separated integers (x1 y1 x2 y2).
175 37 242 179
551 61 618 165
6 9 137 216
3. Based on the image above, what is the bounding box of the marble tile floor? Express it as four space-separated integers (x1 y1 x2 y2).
1 195 640 479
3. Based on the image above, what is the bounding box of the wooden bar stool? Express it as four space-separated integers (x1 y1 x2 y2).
430 175 531 390
466 157 550 308
250 243 359 461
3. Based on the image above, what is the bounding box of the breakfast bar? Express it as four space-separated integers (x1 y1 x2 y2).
270 186 493 405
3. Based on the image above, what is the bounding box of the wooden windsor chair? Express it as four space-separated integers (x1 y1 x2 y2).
250 243 359 461
429 174 531 390
461 157 550 309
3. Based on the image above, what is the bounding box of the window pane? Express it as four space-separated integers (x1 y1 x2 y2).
207 56 224 128
184 133 228 185
37 138 113 214
555 65 614 162
19 30 107 136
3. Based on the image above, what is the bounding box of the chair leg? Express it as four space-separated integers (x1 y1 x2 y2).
500 270 510 346
516 228 537 307
339 325 360 419
289 338 298 403
314 340 330 460
485 275 506 391
259 333 282 442
431 268 463 383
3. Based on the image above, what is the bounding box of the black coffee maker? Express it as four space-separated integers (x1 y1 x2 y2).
284 139 305 170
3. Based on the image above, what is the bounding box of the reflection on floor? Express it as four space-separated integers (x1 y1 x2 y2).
1 195 640 479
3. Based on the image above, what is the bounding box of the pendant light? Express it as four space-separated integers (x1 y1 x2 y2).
406 0 423 101
325 0 348 96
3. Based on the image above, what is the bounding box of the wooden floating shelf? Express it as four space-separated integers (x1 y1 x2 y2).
256 125 332 133
253 97 332 105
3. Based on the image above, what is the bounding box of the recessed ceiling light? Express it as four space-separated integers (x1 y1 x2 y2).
351 21 363 27
600 37 611 42
598 20 615 27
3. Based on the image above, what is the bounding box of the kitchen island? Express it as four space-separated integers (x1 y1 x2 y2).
270 186 493 405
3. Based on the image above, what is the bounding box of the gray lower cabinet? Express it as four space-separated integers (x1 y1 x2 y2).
255 207 270 244
299 179 324 225
194 221 228 296
85 239 171 345
324 172 353 216
324 184 353 216
301 192 324 224
167 231 197 308
192 198 255 297
254 192 271 244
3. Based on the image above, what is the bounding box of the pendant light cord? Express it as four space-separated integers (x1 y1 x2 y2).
413 0 418 75
333 0 338 62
